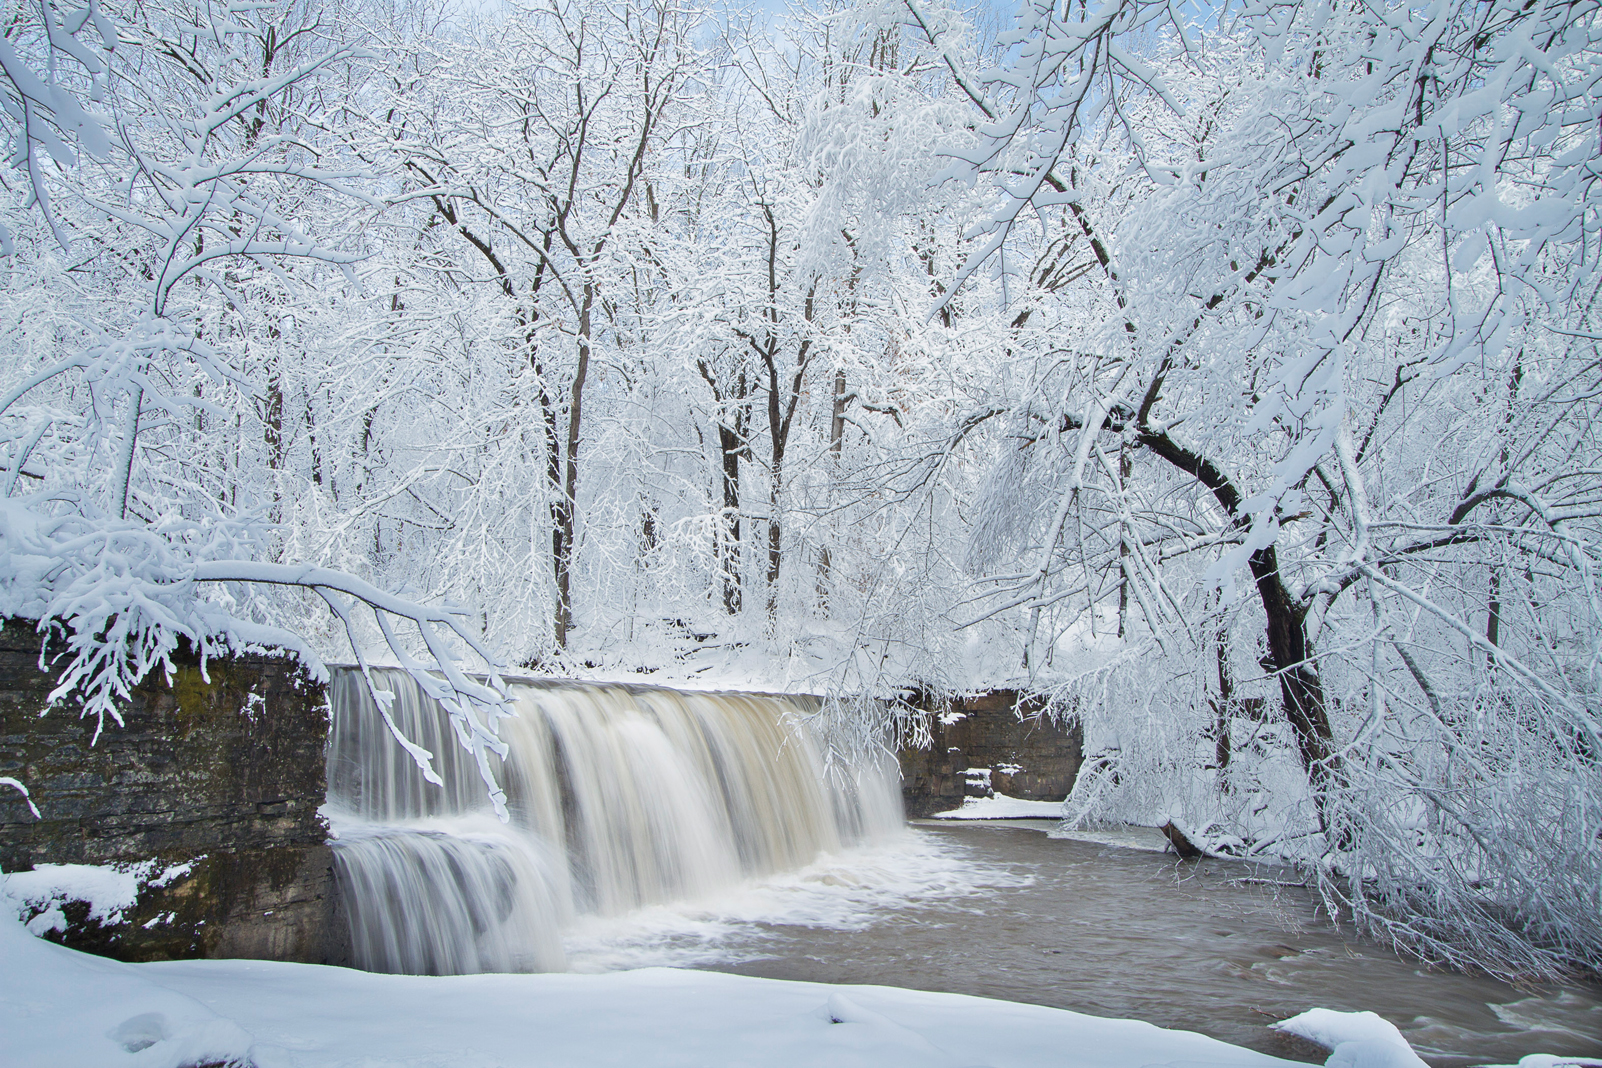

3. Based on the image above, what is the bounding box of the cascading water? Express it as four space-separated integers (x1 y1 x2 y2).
325 668 904 975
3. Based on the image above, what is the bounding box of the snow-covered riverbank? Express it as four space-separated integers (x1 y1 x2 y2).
0 910 1396 1068
5 911 1280 1068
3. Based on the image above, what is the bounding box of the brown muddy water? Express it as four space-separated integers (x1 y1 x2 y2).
705 821 1602 1067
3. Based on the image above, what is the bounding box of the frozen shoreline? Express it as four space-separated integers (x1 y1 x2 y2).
8 909 1600 1068
921 797 1177 854
3 910 1313 1068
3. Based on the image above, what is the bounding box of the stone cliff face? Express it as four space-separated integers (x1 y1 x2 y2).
0 620 345 964
897 691 1084 818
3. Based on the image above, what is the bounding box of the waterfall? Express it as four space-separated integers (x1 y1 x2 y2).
325 669 904 975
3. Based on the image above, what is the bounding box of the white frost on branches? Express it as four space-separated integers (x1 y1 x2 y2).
0 0 514 815
913 0 1602 975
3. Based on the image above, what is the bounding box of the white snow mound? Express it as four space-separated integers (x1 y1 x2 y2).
2 862 145 935
928 794 1065 819
1272 1008 1429 1068
1 914 255 1068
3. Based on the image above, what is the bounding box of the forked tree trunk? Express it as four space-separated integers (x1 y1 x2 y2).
1137 430 1335 792
552 284 594 649
1249 546 1333 783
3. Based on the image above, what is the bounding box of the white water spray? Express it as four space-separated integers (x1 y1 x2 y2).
326 669 903 974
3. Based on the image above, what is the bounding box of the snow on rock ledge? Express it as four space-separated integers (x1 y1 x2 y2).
3 862 149 935
927 793 1066 820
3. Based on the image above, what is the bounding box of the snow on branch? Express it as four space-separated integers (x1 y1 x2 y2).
0 0 518 814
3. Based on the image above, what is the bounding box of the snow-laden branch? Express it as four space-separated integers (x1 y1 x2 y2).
0 0 519 815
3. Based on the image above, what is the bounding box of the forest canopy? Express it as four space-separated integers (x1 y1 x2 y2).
0 0 1598 977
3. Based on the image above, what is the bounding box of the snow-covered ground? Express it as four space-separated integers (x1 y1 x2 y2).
0 910 1430 1068
923 798 1199 854
927 793 1069 820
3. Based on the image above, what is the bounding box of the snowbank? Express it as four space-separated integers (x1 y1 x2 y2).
927 794 1067 819
1272 1009 1602 1068
2 861 198 936
1273 1009 1431 1068
3 911 1312 1068
1 914 257 1068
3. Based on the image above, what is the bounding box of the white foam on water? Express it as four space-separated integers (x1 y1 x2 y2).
1489 992 1602 1043
562 829 1032 972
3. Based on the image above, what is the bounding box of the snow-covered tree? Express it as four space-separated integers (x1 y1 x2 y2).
0 0 516 810
7 0 1592 979
912 0 1602 975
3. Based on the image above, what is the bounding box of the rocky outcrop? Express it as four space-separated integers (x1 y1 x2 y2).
0 620 344 964
897 690 1083 818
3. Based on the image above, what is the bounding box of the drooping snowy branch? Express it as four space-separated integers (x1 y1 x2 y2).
0 0 517 813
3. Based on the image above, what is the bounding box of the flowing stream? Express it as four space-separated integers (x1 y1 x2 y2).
700 822 1602 1068
325 674 1601 1066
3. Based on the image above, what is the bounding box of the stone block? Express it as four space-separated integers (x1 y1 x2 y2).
0 618 345 965
897 690 1083 817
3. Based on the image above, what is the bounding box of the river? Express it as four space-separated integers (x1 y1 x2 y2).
687 822 1602 1067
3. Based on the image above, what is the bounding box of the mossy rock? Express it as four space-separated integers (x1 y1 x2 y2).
1 618 343 964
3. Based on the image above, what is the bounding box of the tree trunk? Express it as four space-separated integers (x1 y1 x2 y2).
263 370 284 524
1137 429 1334 786
817 368 848 613
535 355 563 646
1117 441 1131 638
717 422 743 614
305 392 323 489
766 463 782 623
552 284 594 649
117 388 143 521
1213 602 1233 774
764 344 785 625
1249 544 1332 782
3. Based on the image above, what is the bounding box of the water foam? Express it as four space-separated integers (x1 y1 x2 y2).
560 829 1034 972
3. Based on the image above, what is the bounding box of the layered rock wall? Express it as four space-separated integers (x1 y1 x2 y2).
898 691 1083 818
0 620 344 963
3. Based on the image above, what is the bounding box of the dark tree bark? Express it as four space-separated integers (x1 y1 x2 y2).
738 203 816 625
698 357 751 616
1136 429 1334 786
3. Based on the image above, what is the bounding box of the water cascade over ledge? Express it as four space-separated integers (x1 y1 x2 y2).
325 669 904 975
